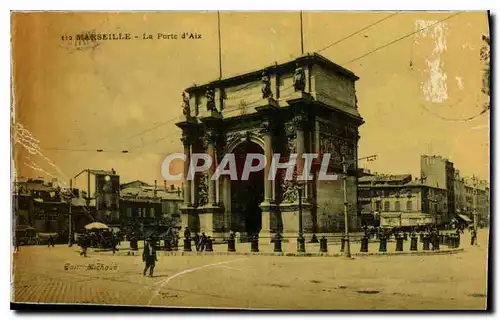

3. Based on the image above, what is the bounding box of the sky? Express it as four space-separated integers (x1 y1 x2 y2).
11 11 490 187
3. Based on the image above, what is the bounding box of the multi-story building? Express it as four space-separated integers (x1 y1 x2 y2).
12 178 95 238
463 176 490 227
12 173 184 240
420 155 455 224
358 174 448 228
119 180 183 234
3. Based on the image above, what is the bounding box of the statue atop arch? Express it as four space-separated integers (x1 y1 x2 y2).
293 65 306 92
206 87 216 112
182 91 191 117
261 71 273 99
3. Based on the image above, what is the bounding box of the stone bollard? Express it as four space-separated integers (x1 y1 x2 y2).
205 237 213 252
379 238 387 252
183 237 192 252
396 236 404 252
274 236 282 253
251 235 259 252
360 236 369 253
320 237 328 253
410 236 418 251
422 236 430 251
228 238 236 252
130 238 138 251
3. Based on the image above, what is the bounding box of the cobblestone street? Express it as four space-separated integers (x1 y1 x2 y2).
11 229 488 310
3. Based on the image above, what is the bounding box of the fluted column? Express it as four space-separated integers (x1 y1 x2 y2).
294 114 307 193
206 130 217 206
181 132 192 207
261 122 273 203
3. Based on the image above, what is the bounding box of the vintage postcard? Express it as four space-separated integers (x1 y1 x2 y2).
10 11 490 310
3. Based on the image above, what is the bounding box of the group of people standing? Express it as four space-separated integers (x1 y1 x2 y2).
77 231 119 257
184 227 209 251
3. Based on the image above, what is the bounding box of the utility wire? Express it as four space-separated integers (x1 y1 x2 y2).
316 12 400 53
343 12 461 66
46 12 464 153
79 13 401 150
119 11 399 148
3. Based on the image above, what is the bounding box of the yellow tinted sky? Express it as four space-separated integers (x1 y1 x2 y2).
11 11 490 185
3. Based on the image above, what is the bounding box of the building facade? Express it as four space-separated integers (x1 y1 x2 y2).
176 53 364 241
463 176 490 227
12 174 184 238
420 155 455 224
119 181 183 233
358 174 447 228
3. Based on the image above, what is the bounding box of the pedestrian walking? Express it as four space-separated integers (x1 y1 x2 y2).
184 227 191 240
193 233 200 251
79 234 88 257
111 234 117 255
14 236 20 253
48 235 55 248
198 232 207 252
470 228 477 246
143 238 157 277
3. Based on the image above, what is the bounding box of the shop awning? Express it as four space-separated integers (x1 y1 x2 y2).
457 214 472 223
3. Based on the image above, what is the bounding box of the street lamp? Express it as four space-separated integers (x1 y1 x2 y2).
296 181 305 253
341 155 352 258
341 154 377 259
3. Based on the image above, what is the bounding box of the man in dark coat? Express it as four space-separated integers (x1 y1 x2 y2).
198 232 207 252
471 228 477 246
193 233 200 251
111 233 117 255
184 227 191 240
79 234 88 257
143 238 157 277
48 235 55 247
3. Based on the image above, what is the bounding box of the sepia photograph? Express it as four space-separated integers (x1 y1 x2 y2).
10 10 490 310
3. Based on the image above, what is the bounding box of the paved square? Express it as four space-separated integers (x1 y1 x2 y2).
12 229 488 310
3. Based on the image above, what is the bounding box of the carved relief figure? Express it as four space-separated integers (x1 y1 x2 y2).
280 172 299 203
206 87 216 112
261 72 273 99
182 91 191 117
293 66 306 92
196 174 208 207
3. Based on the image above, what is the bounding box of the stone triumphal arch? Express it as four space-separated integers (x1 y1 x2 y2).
176 53 364 242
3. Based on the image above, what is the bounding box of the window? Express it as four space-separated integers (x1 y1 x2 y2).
406 201 413 212
384 201 390 212
395 201 401 212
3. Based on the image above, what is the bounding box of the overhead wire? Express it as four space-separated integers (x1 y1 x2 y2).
45 11 475 153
